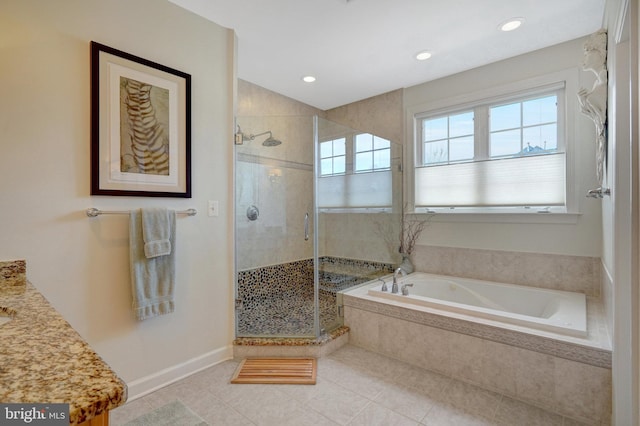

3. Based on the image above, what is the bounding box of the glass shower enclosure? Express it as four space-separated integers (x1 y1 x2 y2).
234 115 402 339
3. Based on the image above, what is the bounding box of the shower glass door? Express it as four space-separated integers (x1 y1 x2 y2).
234 115 319 338
234 115 402 339
316 117 403 333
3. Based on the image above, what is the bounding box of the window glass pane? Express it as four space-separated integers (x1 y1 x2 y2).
333 156 346 174
523 124 557 153
373 136 391 150
491 103 520 131
424 140 448 164
423 117 448 142
355 134 372 152
355 152 372 171
490 129 521 157
321 158 333 175
333 138 346 156
320 141 332 158
523 95 557 126
449 136 474 162
373 149 391 169
449 111 474 138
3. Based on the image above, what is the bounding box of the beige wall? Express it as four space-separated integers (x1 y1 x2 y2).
326 89 404 144
0 0 235 397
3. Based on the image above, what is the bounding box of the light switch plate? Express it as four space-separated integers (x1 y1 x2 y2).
208 200 219 217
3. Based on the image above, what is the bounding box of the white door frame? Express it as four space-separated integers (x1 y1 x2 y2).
610 0 639 424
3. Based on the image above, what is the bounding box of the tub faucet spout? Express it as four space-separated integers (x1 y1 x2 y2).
392 267 406 294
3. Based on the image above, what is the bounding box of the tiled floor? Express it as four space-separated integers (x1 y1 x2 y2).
111 344 590 426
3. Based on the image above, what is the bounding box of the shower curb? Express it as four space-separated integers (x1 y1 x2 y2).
232 326 349 358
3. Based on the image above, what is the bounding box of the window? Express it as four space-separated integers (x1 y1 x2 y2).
414 85 566 211
355 133 391 172
318 133 393 210
319 138 346 176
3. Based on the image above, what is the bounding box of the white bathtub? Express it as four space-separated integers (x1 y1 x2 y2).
365 272 587 337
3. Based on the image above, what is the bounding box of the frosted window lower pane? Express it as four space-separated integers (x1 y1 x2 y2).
318 170 392 208
415 153 565 207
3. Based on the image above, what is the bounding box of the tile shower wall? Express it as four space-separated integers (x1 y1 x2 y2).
411 244 602 296
237 81 323 272
319 213 401 265
322 91 404 267
237 81 405 273
235 154 314 271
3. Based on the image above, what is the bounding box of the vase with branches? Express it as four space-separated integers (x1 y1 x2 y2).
399 213 428 256
397 211 430 273
374 205 430 273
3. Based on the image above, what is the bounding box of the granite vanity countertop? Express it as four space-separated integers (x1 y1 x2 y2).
0 283 127 425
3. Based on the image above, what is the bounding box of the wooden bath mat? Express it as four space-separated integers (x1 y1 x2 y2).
231 357 317 385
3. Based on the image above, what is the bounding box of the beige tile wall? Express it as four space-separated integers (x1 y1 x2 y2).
411 245 601 296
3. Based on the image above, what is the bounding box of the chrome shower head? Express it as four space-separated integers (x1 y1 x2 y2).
262 135 282 147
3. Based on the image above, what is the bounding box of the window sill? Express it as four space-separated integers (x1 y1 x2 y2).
410 210 581 224
318 207 393 214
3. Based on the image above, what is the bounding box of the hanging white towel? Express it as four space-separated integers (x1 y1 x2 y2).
129 209 177 321
142 208 172 258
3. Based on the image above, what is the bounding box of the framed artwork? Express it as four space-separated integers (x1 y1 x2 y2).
90 41 191 197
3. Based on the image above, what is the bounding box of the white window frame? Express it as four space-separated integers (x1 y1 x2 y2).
405 69 581 224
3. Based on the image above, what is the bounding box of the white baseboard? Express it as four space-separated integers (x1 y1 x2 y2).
125 345 234 401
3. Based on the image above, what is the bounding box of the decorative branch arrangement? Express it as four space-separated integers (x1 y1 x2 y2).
399 212 430 255
374 205 431 261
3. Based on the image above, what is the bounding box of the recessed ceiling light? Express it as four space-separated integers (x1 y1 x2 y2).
302 76 316 83
415 51 432 61
499 18 524 32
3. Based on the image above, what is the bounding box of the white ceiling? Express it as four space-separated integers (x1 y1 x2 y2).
168 0 606 110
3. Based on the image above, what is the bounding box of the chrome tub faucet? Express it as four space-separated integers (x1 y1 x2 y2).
392 267 406 294
401 283 414 295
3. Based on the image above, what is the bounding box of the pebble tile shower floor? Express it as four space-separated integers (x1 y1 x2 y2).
111 344 594 426
236 258 392 337
236 291 338 336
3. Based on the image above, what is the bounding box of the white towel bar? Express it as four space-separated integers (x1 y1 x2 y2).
86 208 197 217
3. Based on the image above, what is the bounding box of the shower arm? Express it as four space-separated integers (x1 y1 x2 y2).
247 130 272 140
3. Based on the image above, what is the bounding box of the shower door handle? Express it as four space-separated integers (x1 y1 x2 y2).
304 213 309 241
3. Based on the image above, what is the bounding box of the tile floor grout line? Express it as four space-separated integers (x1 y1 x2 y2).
343 399 375 426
